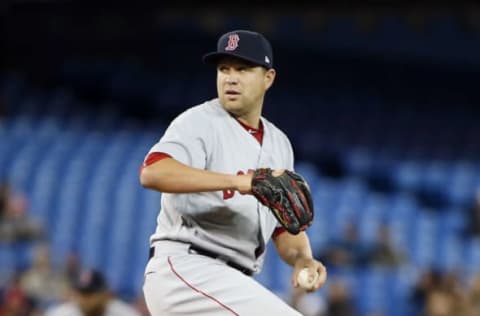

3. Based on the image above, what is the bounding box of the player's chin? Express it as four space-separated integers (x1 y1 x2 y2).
221 98 243 112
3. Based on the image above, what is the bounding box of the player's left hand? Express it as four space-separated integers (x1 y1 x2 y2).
292 257 327 292
250 168 314 235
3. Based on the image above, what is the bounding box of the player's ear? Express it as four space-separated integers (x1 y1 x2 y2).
264 68 276 91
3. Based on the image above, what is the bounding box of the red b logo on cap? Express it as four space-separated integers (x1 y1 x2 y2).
225 34 239 51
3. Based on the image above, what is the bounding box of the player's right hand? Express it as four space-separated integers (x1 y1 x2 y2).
235 172 253 195
236 169 285 195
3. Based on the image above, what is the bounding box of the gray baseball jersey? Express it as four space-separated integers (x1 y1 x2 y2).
145 98 294 273
142 98 303 316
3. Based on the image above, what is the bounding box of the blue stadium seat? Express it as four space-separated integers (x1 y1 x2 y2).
49 153 94 263
463 238 480 274
386 266 417 316
436 232 463 272
357 194 388 243
409 211 438 268
294 160 321 191
386 195 419 253
444 162 477 207
0 245 15 287
131 188 161 294
272 253 294 296
421 160 450 194
253 242 277 291
354 267 390 315
12 242 36 271
341 147 374 177
391 160 423 193
438 208 466 234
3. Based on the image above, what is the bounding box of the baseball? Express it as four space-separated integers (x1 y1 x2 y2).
297 268 319 289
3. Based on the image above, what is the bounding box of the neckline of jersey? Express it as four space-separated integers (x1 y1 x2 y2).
236 119 264 134
234 118 264 145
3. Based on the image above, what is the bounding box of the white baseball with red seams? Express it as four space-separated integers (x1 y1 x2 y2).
297 268 319 289
142 99 302 316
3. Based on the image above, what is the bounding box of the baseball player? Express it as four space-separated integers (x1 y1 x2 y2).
140 29 327 316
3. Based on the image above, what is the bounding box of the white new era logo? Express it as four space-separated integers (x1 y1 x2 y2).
265 56 270 63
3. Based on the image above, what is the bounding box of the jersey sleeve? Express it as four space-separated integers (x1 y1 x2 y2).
146 109 210 169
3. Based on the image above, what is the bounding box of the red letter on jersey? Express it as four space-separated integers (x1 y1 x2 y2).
223 189 235 200
223 170 255 200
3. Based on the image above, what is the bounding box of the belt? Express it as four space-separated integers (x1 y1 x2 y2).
149 244 254 276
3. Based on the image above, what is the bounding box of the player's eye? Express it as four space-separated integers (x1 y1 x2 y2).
218 65 228 72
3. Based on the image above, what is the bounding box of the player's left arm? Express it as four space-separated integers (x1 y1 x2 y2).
273 231 327 291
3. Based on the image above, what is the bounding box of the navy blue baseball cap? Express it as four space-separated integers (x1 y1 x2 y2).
73 269 108 294
203 30 273 69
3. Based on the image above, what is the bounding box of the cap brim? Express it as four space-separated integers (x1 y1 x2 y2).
74 285 107 294
202 52 271 69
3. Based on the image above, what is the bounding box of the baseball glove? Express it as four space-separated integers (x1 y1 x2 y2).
251 168 314 235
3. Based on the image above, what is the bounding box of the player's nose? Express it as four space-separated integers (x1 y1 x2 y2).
225 76 238 84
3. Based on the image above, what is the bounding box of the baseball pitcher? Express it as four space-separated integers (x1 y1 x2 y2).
140 29 327 316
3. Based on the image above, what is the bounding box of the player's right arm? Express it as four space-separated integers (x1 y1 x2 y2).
141 107 253 194
140 156 252 194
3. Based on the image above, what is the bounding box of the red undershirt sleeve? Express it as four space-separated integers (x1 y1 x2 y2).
139 152 172 174
272 227 287 239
